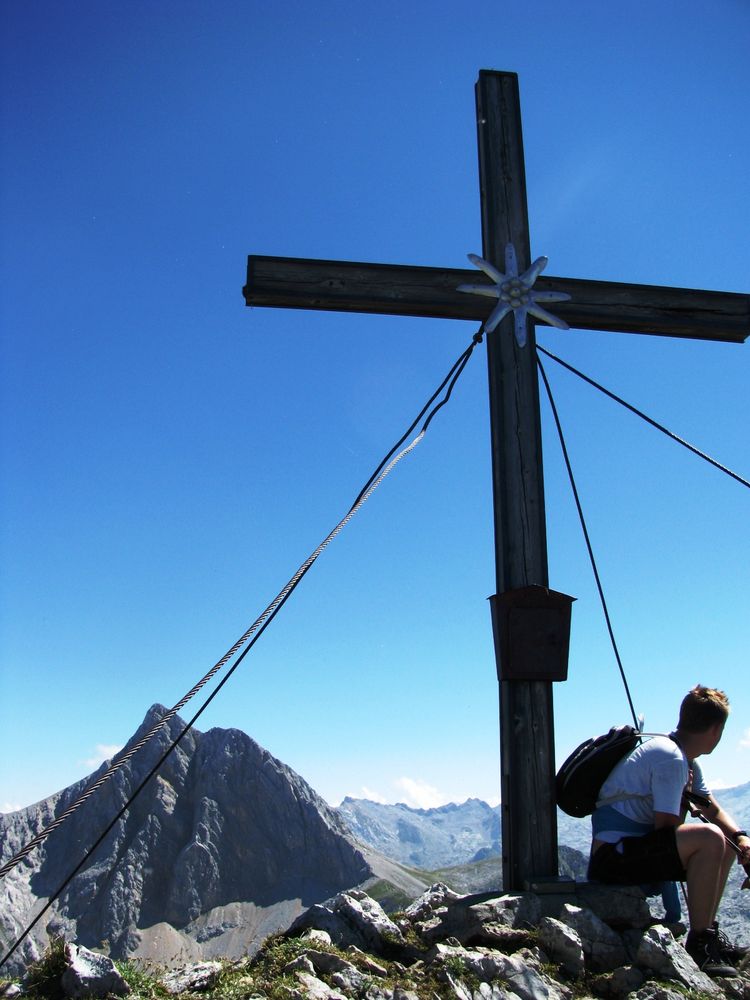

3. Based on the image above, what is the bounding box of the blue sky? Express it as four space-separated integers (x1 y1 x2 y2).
1 1 748 815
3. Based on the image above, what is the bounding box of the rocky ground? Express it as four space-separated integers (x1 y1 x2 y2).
3 882 749 1000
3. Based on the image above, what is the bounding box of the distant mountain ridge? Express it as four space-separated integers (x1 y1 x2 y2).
337 784 750 868
335 783 750 945
336 797 501 869
3 710 748 978
336 796 597 870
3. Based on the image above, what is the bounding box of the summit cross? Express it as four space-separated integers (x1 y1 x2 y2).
243 70 749 890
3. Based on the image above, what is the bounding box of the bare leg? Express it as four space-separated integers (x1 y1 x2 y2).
675 823 725 932
709 838 738 925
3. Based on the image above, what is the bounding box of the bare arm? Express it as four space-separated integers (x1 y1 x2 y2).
686 794 750 864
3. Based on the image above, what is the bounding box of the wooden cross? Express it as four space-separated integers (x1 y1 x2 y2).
243 71 749 891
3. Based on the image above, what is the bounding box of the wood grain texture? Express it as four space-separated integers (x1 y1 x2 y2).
476 70 558 890
244 256 749 343
242 68 749 894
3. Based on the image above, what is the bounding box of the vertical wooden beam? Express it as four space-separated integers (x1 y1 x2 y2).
475 70 558 889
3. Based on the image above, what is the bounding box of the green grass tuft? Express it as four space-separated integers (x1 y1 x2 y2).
22 938 68 1000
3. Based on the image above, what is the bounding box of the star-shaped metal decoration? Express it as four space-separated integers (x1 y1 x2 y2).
457 243 571 347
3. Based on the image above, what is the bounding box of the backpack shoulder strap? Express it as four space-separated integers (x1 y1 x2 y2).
594 731 672 809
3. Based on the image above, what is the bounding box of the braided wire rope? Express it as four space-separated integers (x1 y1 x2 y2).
536 353 640 729
0 328 484 971
0 327 483 883
537 343 748 737
537 345 750 490
0 427 427 879
7 330 738 965
539 346 749 905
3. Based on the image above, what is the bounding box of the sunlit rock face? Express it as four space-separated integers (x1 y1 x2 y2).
0 705 372 973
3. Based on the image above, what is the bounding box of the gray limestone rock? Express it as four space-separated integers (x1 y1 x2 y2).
412 893 538 948
0 706 374 975
575 884 652 930
160 961 223 994
635 925 721 996
294 971 348 1000
290 891 404 957
335 891 405 949
345 946 388 977
404 883 464 922
469 925 530 951
301 929 333 947
629 986 694 1000
307 951 361 976
429 943 563 1000
719 977 750 1000
589 965 645 999
473 985 521 1000
363 988 394 1000
443 978 522 1000
441 974 473 1000
330 967 369 993
557 903 626 973
467 895 542 930
537 916 585 978
619 927 648 964
283 956 318 976
60 943 130 998
290 905 357 950
301 950 369 992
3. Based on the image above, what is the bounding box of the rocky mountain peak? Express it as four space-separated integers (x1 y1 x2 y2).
0 708 374 975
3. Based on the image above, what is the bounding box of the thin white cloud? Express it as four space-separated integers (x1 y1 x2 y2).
709 778 732 791
1 802 22 814
80 744 123 769
739 728 750 749
393 777 448 810
330 781 497 809
333 785 388 806
360 785 387 804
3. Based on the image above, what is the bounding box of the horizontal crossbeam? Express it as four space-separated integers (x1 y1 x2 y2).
244 255 749 344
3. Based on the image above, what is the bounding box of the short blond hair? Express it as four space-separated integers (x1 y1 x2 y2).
678 685 729 732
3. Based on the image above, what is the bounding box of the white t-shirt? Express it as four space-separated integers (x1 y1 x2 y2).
594 735 710 843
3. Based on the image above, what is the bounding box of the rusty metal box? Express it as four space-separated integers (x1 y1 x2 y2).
489 585 575 682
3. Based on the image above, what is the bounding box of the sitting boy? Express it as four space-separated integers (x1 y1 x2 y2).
589 685 750 978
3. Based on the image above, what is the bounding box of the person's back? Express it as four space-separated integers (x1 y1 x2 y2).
588 686 749 978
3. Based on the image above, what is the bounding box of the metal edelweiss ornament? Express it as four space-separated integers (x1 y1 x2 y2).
457 243 571 347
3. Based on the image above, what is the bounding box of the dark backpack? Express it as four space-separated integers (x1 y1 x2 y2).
555 724 641 817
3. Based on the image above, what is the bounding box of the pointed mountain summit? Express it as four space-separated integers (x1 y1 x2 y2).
0 706 389 973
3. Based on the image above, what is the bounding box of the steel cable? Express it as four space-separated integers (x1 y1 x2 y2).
537 354 640 729
0 327 484 970
536 345 749 490
537 343 747 724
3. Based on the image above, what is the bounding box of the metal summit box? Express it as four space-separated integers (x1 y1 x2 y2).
489 585 575 682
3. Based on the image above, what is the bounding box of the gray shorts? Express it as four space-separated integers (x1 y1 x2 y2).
588 826 687 884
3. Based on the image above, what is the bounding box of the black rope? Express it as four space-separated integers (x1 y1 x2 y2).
0 581 300 973
0 326 485 972
537 345 750 490
537 353 639 729
2 329 484 883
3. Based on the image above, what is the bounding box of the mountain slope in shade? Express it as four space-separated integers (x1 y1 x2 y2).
0 706 377 973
